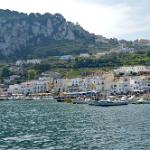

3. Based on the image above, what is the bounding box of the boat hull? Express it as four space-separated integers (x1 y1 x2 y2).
98 101 128 106
72 100 87 104
89 100 128 106
132 101 150 104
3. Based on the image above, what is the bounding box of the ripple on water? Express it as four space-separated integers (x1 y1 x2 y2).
0 100 150 149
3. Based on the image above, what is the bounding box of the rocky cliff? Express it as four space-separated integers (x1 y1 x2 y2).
0 9 119 59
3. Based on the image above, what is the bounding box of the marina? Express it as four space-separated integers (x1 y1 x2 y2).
1 91 150 107
52 91 150 106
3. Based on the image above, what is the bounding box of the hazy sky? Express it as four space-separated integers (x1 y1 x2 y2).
0 0 149 40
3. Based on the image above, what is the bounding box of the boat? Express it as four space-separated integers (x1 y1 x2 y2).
127 95 135 102
0 96 8 101
89 99 128 106
132 98 150 104
54 96 65 102
88 100 101 106
98 100 128 106
55 91 97 103
72 97 90 104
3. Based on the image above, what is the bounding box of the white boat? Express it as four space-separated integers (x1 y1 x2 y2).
121 96 127 101
132 98 150 104
89 99 128 106
88 100 101 106
72 97 90 104
127 95 135 101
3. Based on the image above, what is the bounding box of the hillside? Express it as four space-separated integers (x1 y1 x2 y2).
0 9 119 60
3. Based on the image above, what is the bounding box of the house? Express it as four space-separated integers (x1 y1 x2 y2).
111 76 150 94
16 60 25 66
114 66 150 76
60 55 74 60
79 53 90 58
39 71 62 82
111 77 131 94
26 59 41 64
119 47 135 53
94 52 106 58
7 80 49 95
16 59 41 66
134 39 150 46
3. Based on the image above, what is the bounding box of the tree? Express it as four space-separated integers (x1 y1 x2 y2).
27 69 37 80
1 67 11 78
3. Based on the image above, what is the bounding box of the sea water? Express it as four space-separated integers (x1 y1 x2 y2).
0 100 150 150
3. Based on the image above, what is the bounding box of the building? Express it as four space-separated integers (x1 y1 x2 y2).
94 52 106 58
134 39 150 46
60 55 74 60
114 66 150 76
111 76 150 94
79 53 90 58
26 59 41 64
16 59 41 66
7 80 49 95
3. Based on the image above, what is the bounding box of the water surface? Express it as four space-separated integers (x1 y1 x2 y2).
0 100 150 150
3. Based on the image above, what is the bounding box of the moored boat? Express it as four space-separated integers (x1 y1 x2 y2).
54 96 65 102
98 100 128 106
72 97 90 104
132 98 150 104
88 100 101 106
89 99 128 106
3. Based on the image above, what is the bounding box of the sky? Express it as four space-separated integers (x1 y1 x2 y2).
0 0 149 40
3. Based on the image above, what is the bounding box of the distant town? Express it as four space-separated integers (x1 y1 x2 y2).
1 62 150 101
1 39 150 102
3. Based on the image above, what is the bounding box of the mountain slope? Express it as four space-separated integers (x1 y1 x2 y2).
0 9 119 60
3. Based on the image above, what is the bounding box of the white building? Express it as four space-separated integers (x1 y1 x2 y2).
111 76 150 94
52 74 115 93
8 80 49 95
60 55 74 60
16 59 41 66
79 53 90 58
114 66 150 75
26 59 41 64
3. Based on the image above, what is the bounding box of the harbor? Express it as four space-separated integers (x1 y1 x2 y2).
1 66 150 107
54 91 150 106
0 3 150 149
1 91 150 107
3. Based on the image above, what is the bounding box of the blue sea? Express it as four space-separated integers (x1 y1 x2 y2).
0 100 150 150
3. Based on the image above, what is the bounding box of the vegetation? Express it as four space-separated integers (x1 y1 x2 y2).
1 49 150 85
0 9 120 60
74 50 150 68
1 67 12 78
27 69 38 80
